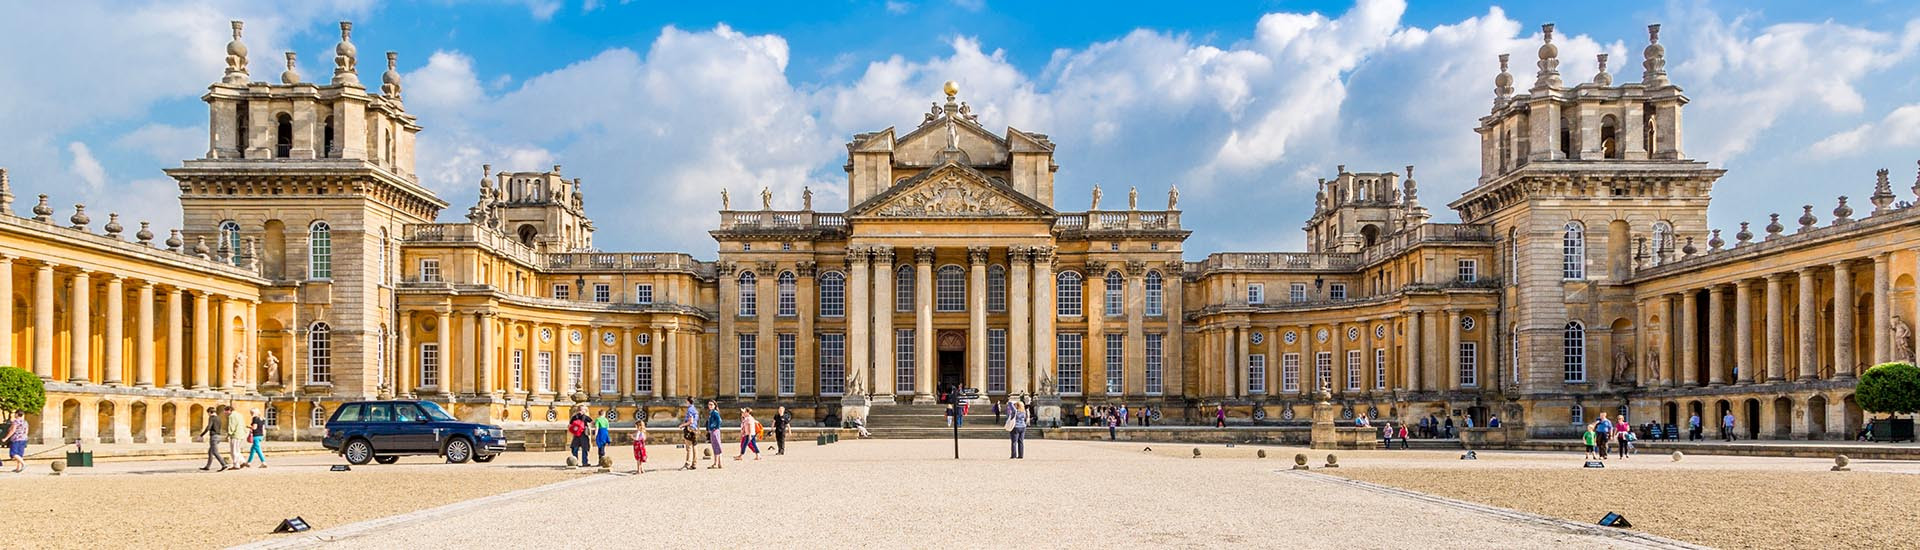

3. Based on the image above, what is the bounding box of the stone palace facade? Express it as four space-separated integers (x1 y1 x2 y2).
7 21 1916 443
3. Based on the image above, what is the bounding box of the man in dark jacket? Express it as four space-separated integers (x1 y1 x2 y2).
773 406 792 455
200 408 229 471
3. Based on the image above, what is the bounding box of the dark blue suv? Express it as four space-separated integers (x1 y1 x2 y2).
322 400 507 464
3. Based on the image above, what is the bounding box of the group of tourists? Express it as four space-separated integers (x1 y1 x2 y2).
1581 413 1637 460
647 397 790 473
200 404 267 472
1076 403 1156 429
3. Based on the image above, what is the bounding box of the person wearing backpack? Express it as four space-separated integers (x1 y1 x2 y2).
735 408 762 461
567 406 591 467
593 412 612 462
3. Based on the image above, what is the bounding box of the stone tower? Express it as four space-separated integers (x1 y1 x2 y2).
1302 165 1427 253
166 21 448 400
1446 24 1723 424
481 165 596 253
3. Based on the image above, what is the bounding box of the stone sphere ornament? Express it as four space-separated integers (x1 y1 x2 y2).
1191 447 1201 458
1325 454 1340 468
1292 453 1310 470
1832 455 1851 471
1257 449 1268 459
1671 451 1684 462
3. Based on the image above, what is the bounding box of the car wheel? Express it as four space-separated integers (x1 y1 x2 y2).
473 453 497 463
444 438 473 464
374 455 400 465
344 439 374 465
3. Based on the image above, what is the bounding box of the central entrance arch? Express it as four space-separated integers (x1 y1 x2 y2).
937 330 966 395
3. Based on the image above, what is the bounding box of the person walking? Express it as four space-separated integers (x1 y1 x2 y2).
631 423 649 474
200 408 229 471
1106 408 1118 441
1618 415 1636 458
1380 422 1393 447
992 401 1003 424
567 408 591 467
593 412 612 461
705 400 724 469
680 397 700 470
773 406 791 455
240 408 267 469
1397 423 1410 449
1688 413 1703 441
735 408 762 461
1594 415 1612 459
1582 422 1598 460
1008 401 1027 459
6 410 29 473
1215 404 1226 428
224 405 241 467
1721 410 1736 442
1443 416 1455 439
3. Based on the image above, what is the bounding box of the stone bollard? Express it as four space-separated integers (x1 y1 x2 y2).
599 454 612 471
703 448 712 459
566 456 580 468
50 460 66 475
1671 451 1683 462
1191 448 1201 458
1257 449 1267 459
1832 455 1851 472
1324 454 1340 468
1292 453 1309 470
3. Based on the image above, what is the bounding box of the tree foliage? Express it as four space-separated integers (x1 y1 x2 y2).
1858 362 1920 416
0 366 46 415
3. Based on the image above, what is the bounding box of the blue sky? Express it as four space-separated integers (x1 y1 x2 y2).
2 0 1918 257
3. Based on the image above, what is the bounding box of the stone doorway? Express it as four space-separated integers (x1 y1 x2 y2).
938 330 966 397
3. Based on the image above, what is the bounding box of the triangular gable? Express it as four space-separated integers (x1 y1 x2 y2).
895 117 1008 166
850 127 895 153
849 162 1055 219
1006 127 1055 153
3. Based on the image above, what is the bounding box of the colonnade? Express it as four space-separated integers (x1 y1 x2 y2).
1205 307 1485 400
392 309 696 402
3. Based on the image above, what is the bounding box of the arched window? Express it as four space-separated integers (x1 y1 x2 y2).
936 265 965 312
1498 130 1511 172
895 265 914 312
1144 271 1164 316
1563 321 1586 383
1650 221 1673 265
1558 116 1573 159
1507 228 1519 281
987 265 1007 313
219 220 242 266
1104 271 1124 316
737 272 757 316
1642 102 1658 154
818 272 845 317
379 228 392 285
275 113 293 158
308 322 332 384
308 221 332 279
1600 115 1619 159
776 271 797 317
1561 221 1585 280
235 101 250 154
322 116 336 158
1057 271 1083 317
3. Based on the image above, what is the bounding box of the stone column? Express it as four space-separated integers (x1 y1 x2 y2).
1125 263 1146 396
396 315 412 396
1661 294 1677 387
1405 311 1422 391
1797 268 1818 381
103 276 123 386
1765 274 1786 382
436 310 452 392
968 247 988 391
32 262 54 379
1707 285 1726 386
586 324 602 397
1734 279 1753 385
914 247 934 400
845 249 870 396
872 247 895 396
478 312 496 396
165 288 183 388
1031 247 1055 394
662 327 678 398
191 291 209 389
652 327 666 398
717 265 737 396
1446 309 1461 390
1164 261 1184 397
1236 326 1250 397
69 269 91 384
796 264 816 397
756 265 775 396
1681 290 1698 386
135 282 155 387
1834 260 1856 378
1008 246 1031 394
1873 253 1891 365
213 296 230 389
0 255 11 367
619 326 632 399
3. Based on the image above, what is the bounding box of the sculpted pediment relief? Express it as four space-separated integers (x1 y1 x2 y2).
874 172 1029 218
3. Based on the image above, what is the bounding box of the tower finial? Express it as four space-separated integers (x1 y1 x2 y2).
1493 53 1514 106
332 21 360 86
281 51 301 85
0 167 11 215
1535 23 1562 89
381 51 403 99
1592 53 1612 86
223 20 250 85
1642 23 1669 87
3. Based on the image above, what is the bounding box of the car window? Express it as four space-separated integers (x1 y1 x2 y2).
366 403 393 422
394 404 420 422
334 403 364 422
418 401 457 421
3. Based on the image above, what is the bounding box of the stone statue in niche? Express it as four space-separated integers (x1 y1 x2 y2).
1894 315 1914 363
1645 347 1661 384
1613 347 1634 385
233 351 247 386
262 351 281 387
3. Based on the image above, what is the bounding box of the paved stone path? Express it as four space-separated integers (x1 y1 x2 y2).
260 439 1692 549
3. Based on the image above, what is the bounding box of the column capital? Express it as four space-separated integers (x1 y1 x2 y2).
1084 259 1107 273
136 279 156 289
1125 260 1147 276
1007 244 1030 261
1735 278 1755 289
1031 246 1055 262
795 260 817 277
1831 258 1856 269
1765 272 1789 282
34 259 56 270
71 267 93 276
967 246 989 265
1797 265 1820 275
102 273 124 282
913 246 935 265
845 247 869 264
871 246 895 264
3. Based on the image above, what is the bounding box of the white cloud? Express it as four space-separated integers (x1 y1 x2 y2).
885 1 911 15
1812 104 1920 156
67 142 108 192
113 123 205 163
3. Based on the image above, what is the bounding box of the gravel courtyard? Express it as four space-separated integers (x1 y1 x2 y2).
257 439 1680 549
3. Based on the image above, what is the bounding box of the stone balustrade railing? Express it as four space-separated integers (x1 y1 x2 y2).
544 251 709 275
1357 223 1494 265
1053 210 1180 232
1200 252 1360 272
717 210 847 230
403 223 540 266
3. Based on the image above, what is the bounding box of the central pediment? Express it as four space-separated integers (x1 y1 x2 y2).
849 162 1054 219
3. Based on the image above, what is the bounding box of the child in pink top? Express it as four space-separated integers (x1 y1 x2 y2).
631 424 648 474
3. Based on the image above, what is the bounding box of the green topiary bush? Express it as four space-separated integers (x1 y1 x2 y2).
0 366 46 415
1857 362 1920 418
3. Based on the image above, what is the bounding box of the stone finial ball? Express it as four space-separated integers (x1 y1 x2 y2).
1326 454 1339 466
943 80 959 97
1294 453 1308 466
50 460 66 473
1257 449 1268 459
1191 448 1201 458
1836 455 1850 467
1671 451 1684 462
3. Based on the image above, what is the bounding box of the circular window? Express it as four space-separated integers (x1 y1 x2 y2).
1346 327 1360 341
1316 329 1329 343
540 328 553 343
1281 407 1295 421
1461 316 1476 331
1250 332 1265 345
638 333 652 345
1375 325 1386 339
602 332 616 346
570 330 583 344
1283 331 1298 344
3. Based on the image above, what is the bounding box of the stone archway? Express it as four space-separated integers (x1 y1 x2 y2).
96 400 117 444
188 404 206 442
160 402 178 443
130 401 150 443
59 398 81 444
1842 394 1864 440
1806 395 1828 439
1771 397 1792 439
